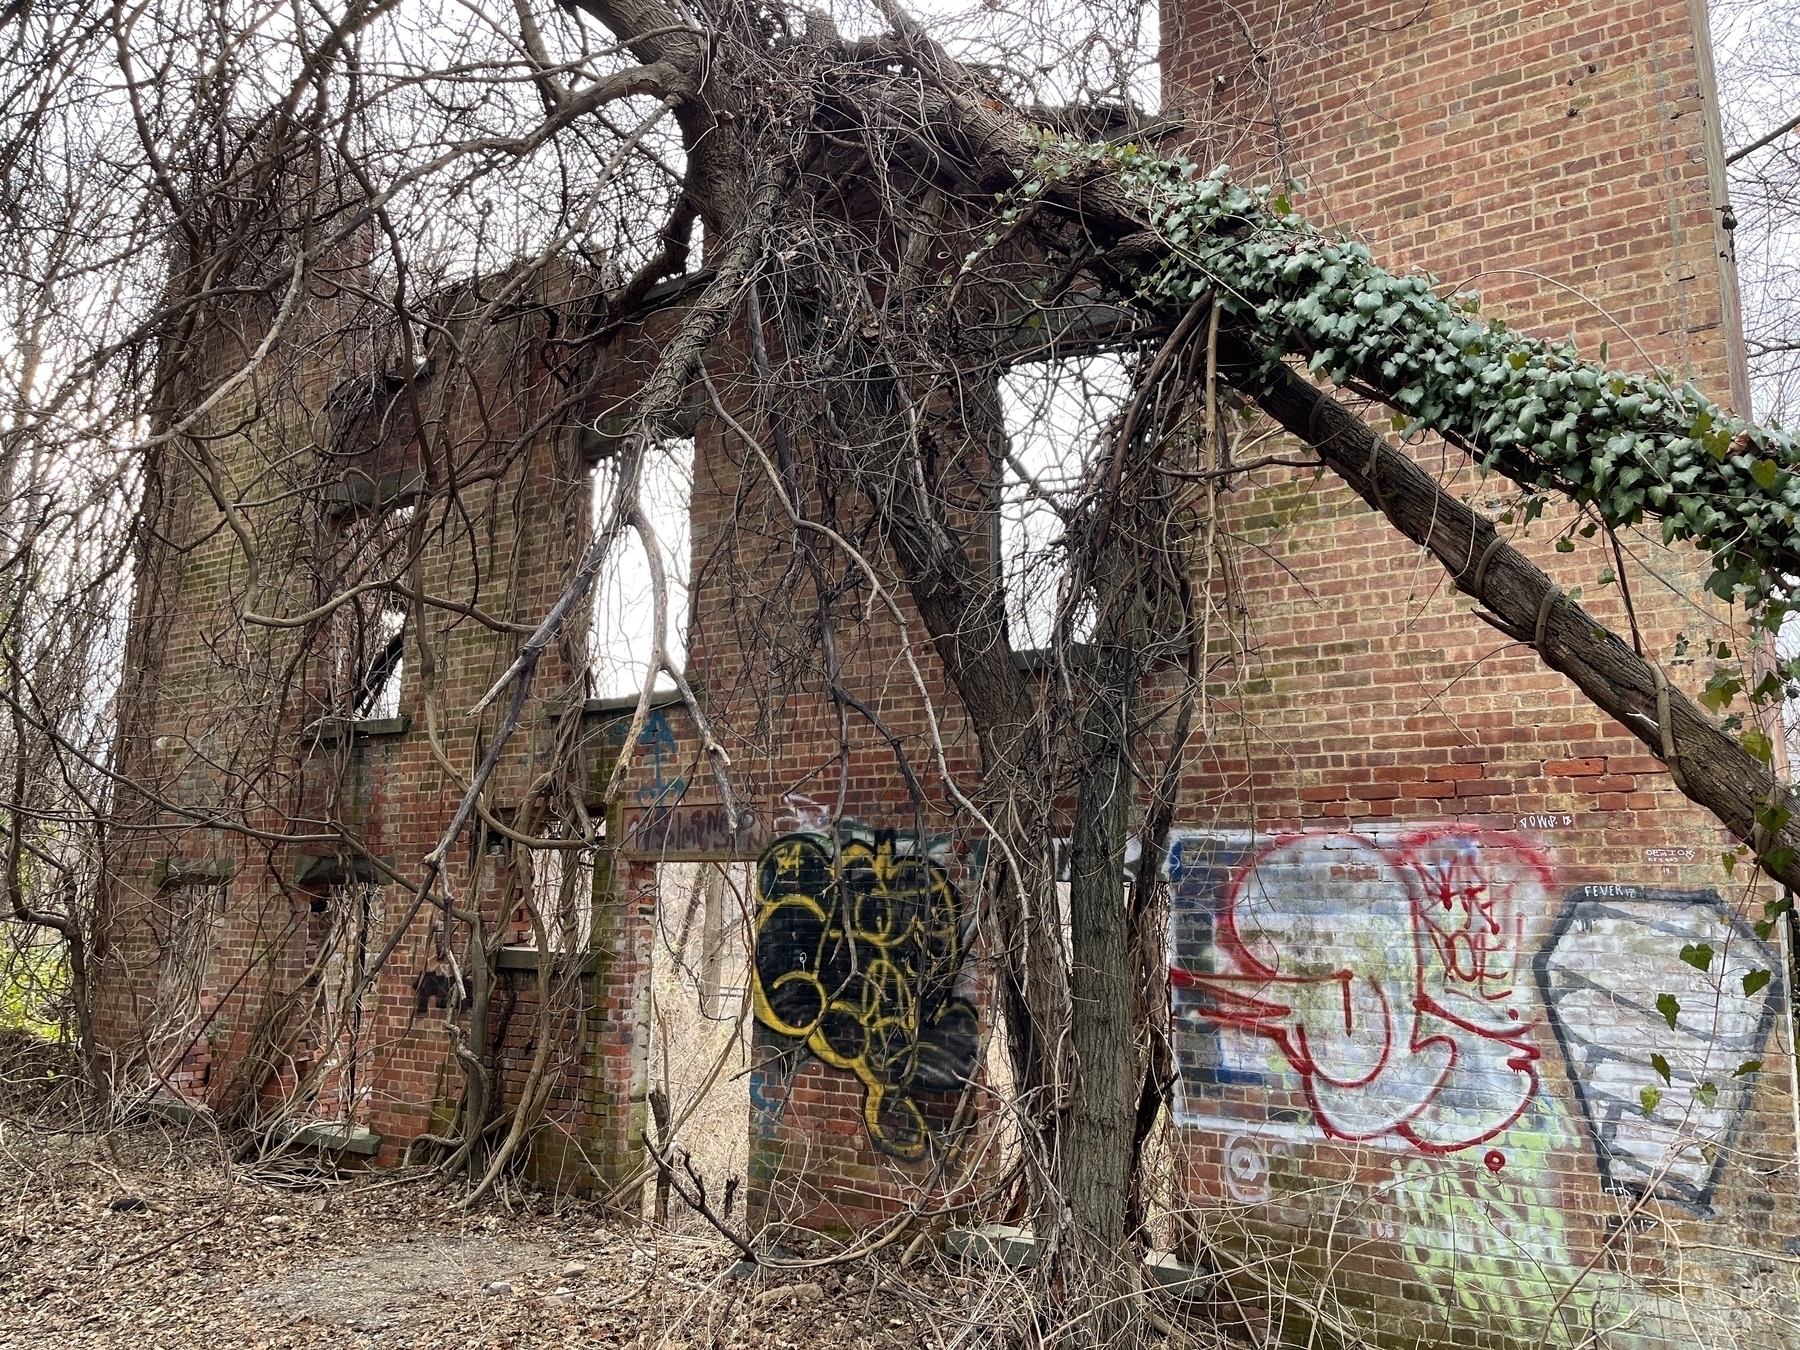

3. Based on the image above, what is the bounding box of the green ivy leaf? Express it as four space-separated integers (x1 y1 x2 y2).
1555 537 1575 553
1650 1053 1672 1085
1734 1060 1763 1078
1699 669 1743 713
1696 1081 1719 1109
1744 968 1773 996
1742 728 1774 764
1086 152 1800 637
1640 1086 1662 1117
1656 993 1681 1029
1679 943 1714 972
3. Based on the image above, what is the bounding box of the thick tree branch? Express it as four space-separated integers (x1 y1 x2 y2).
1728 108 1800 165
1223 334 1800 890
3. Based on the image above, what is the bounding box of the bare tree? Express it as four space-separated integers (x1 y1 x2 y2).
5 3 1800 1344
1714 0 1800 422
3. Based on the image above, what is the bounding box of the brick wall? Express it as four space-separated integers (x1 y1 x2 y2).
1159 2 1800 1345
93 214 647 1182
88 7 1800 1338
93 195 993 1214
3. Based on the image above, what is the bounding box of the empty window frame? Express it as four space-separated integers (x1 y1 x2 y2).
997 355 1131 650
322 505 414 722
309 881 384 1122
588 440 693 700
512 830 597 953
146 880 228 1099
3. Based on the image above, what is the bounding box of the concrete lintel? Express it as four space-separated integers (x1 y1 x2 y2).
280 1120 383 1156
151 857 236 888
946 1224 1041 1270
322 468 425 518
495 945 603 975
144 1095 214 1125
573 688 685 721
1142 1251 1212 1301
293 853 397 887
946 1228 1212 1300
303 713 413 746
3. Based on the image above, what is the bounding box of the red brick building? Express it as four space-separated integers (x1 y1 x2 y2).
92 1 1800 1345
1155 3 1796 1345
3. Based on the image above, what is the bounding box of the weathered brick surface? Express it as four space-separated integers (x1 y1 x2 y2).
93 239 647 1181
1154 2 1799 1345
90 5 1800 1342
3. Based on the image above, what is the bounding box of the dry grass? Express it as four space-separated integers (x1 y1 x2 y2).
0 1114 1233 1350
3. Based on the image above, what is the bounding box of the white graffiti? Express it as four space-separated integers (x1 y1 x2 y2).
1536 887 1779 1209
1171 829 1553 1155
1223 1132 1277 1203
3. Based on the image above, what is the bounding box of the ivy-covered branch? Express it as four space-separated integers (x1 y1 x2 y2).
1013 138 1800 625
1221 331 1800 894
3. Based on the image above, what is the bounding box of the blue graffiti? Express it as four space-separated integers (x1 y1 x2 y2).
632 708 686 809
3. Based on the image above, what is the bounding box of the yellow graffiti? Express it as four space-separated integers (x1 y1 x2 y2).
751 831 977 1160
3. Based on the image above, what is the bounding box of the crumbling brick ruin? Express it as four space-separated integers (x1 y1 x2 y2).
93 1 1800 1346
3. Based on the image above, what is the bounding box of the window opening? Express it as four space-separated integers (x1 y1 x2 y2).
324 504 413 722
310 881 383 1123
997 355 1131 650
511 827 596 953
646 860 752 1228
589 440 694 700
353 606 406 720
147 881 227 1100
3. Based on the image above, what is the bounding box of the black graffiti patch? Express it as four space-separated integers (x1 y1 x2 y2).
751 831 978 1160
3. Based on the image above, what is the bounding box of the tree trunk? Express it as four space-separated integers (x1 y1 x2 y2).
698 863 725 1019
1053 536 1158 1341
1062 635 1140 1339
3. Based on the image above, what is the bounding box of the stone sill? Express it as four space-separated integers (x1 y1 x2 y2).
146 1097 381 1158
305 713 413 745
946 1227 1210 1299
150 857 236 888
278 1120 383 1156
542 688 685 722
144 1094 214 1125
496 945 603 975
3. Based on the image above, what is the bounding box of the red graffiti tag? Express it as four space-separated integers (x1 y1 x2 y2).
1172 828 1550 1154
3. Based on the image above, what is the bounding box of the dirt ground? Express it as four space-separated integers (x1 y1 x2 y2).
0 1116 1213 1350
0 896 1218 1350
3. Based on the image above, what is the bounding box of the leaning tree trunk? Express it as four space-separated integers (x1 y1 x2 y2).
1217 332 1800 888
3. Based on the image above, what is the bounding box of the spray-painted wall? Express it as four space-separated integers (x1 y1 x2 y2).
744 828 987 1231
1168 829 1800 1348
